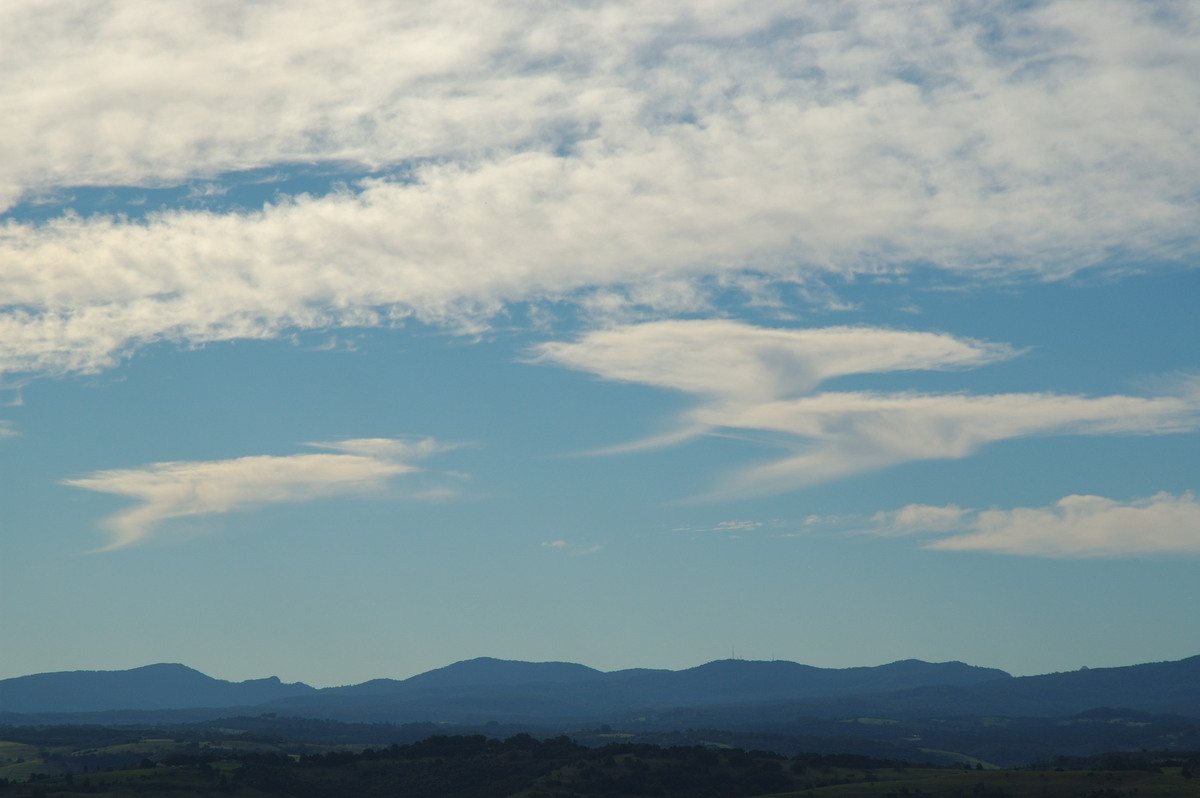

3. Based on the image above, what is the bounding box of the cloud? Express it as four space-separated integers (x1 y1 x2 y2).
0 421 16 439
537 320 1200 497
2 0 1199 379
535 320 1016 401
868 504 970 536
869 492 1200 558
541 540 602 556
306 436 451 460
63 436 450 552
705 390 1200 497
714 520 762 533
672 520 764 534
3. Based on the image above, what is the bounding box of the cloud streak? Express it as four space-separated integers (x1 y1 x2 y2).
536 320 1017 401
538 321 1200 497
64 437 450 552
541 540 602 556
2 0 1198 380
705 390 1200 496
869 492 1200 558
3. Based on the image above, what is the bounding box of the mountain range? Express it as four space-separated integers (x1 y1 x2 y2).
3 655 1199 727
0 657 1004 717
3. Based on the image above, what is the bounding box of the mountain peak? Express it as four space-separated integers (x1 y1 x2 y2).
0 664 314 714
404 657 604 689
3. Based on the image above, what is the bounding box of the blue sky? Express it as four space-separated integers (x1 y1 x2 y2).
1 0 1198 688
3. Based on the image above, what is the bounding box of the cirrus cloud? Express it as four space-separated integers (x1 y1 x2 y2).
63 436 453 552
537 321 1200 497
869 492 1200 558
541 540 602 556
705 389 1200 497
535 319 1017 401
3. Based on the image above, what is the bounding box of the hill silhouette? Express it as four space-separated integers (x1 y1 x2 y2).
1 657 1004 719
4 655 1199 729
773 654 1200 720
0 663 315 713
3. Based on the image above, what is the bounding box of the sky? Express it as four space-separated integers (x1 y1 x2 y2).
1 0 1199 689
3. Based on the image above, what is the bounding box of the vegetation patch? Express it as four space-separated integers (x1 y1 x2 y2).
0 724 1197 797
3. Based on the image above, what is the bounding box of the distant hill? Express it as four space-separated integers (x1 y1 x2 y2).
5 657 1200 768
772 655 1200 720
0 657 1007 720
4 655 1199 729
0 663 316 713
261 657 1014 724
591 658 1009 705
324 657 605 696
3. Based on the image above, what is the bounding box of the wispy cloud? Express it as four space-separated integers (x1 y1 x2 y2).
703 390 1200 497
306 436 451 460
185 182 229 199
64 436 453 552
2 1 1198 379
540 540 602 556
868 504 970 536
672 520 764 535
867 492 1200 558
538 321 1200 497
536 320 1016 401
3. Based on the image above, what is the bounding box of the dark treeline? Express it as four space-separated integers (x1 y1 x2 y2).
1033 750 1200 773
5 728 1200 798
229 733 896 798
0 732 921 798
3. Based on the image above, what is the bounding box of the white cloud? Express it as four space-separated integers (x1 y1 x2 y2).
538 321 1200 497
869 504 970 536
306 436 452 460
63 436 449 552
704 390 1200 497
672 519 764 534
2 0 1198 380
541 540 602 556
870 492 1200 558
535 320 1015 401
715 520 762 533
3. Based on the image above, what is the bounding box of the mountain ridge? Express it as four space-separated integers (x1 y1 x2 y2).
4 655 1198 727
0 656 1003 715
0 662 317 713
